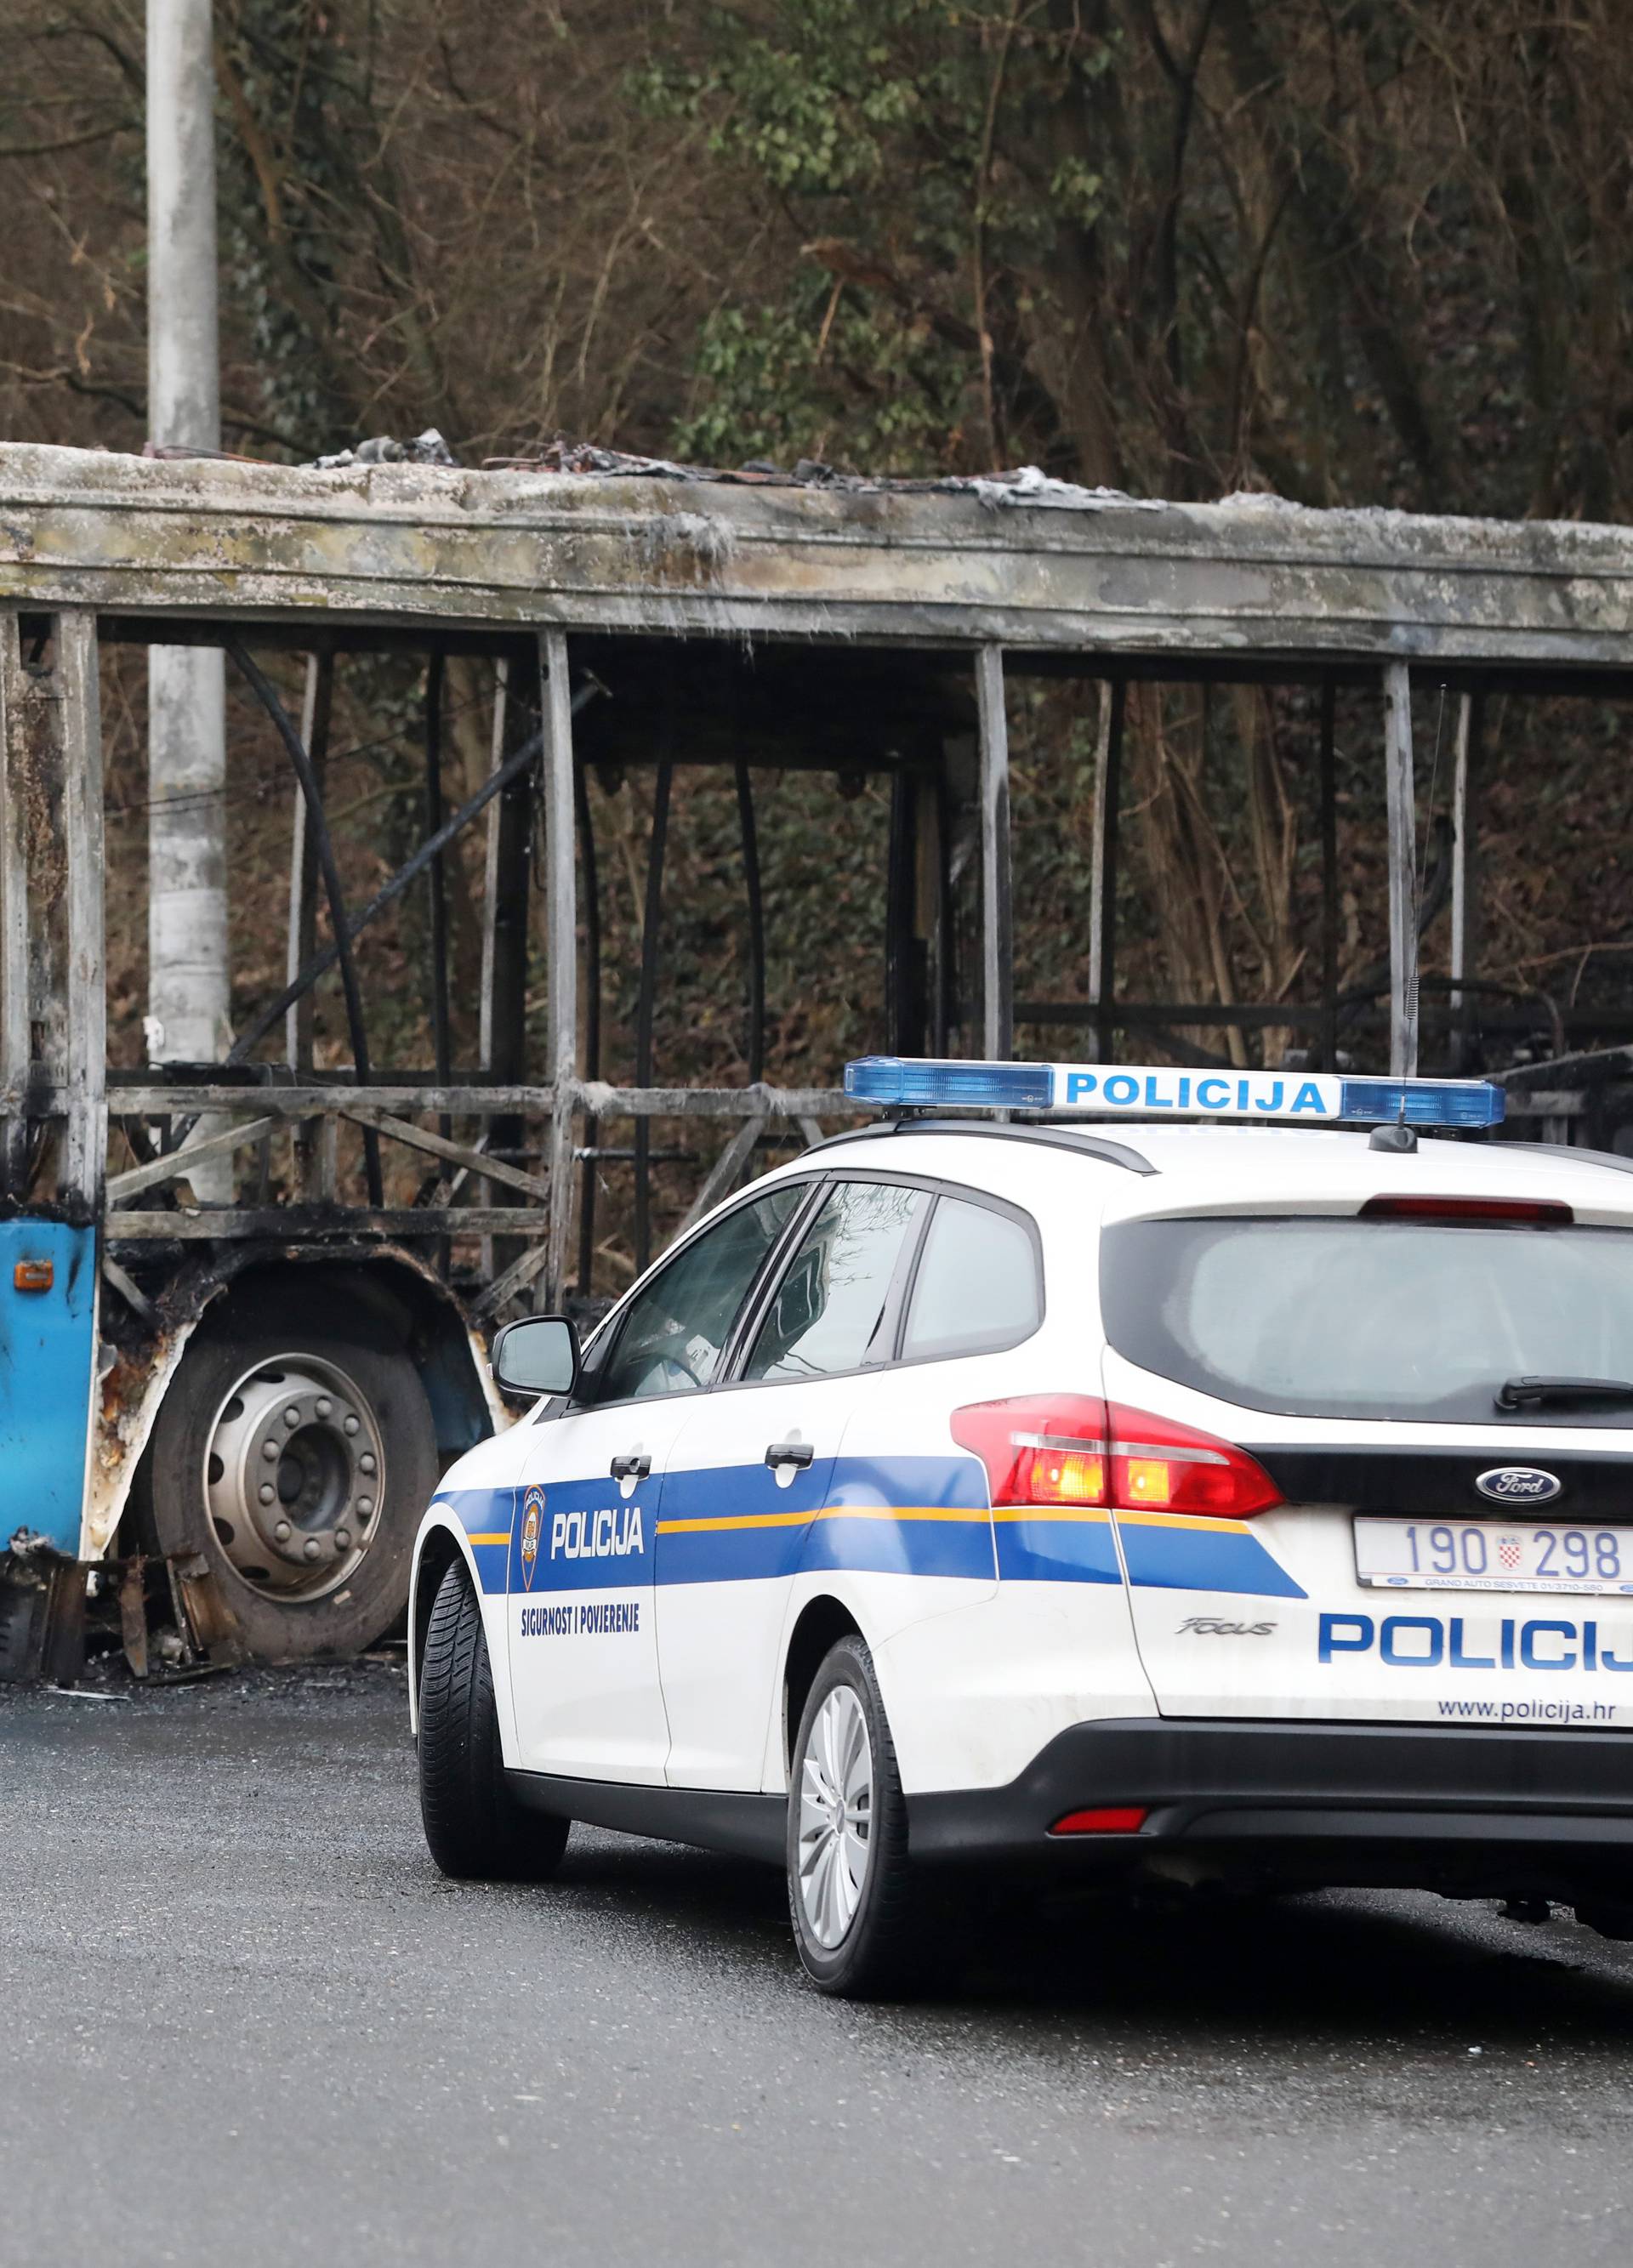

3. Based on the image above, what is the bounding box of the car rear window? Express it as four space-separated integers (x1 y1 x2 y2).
1101 1214 1633 1425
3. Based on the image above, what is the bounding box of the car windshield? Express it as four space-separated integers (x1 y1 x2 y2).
1101 1214 1633 1425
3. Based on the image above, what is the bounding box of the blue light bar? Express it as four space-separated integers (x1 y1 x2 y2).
844 1056 1055 1110
1338 1077 1502 1129
843 1056 1505 1128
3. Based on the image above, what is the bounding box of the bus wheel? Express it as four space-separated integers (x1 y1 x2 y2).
142 1327 437 1663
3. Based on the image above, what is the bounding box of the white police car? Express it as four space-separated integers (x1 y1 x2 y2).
410 1056 1633 1995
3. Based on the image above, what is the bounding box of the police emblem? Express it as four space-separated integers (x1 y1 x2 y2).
520 1487 544 1592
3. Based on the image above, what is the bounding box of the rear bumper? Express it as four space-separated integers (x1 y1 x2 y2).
908 1717 1633 1895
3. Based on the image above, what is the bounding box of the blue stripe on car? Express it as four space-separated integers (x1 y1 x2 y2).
429 1457 1303 1599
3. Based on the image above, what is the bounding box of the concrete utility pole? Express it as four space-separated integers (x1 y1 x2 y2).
146 0 230 1193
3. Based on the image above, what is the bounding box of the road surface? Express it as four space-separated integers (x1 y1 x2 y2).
2 1663 1630 2265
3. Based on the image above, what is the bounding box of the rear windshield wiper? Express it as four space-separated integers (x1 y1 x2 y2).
1497 1375 1633 1411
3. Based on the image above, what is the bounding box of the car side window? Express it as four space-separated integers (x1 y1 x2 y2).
590 1183 807 1407
900 1194 1041 1361
743 1180 926 1382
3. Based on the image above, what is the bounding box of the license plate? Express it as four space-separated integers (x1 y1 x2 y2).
1353 1515 1633 1595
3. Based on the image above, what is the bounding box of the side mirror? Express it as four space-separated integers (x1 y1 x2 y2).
491 1314 579 1399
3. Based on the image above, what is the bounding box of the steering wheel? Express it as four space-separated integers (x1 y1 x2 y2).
631 1336 708 1395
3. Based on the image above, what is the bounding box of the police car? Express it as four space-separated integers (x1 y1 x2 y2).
409 1055 1633 1995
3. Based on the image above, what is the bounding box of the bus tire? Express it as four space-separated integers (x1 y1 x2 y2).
142 1325 438 1663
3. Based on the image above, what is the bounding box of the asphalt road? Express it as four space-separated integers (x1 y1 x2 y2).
3 1664 1633 2267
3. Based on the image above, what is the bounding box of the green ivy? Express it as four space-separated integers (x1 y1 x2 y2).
674 294 973 473
639 0 1118 475
217 0 364 448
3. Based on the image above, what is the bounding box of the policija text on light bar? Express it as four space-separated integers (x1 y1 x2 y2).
843 1058 1506 1130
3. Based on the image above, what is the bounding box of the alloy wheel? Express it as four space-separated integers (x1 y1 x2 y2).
796 1682 874 1948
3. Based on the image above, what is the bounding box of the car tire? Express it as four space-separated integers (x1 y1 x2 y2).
418 1560 570 1882
141 1323 438 1663
786 1634 934 1998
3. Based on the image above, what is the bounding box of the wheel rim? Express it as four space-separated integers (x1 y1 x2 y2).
202 1354 386 1600
796 1683 873 1949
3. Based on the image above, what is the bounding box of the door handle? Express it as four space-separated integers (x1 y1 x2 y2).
610 1452 651 1481
765 1441 815 1471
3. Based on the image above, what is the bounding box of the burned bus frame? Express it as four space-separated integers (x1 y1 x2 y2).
2 443 1630 1674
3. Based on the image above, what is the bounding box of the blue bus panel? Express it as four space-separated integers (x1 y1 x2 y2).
0 1221 96 1556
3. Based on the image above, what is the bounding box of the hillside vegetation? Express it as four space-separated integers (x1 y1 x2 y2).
4 2 1630 1268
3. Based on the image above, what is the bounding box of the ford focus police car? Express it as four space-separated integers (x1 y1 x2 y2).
410 1056 1633 1996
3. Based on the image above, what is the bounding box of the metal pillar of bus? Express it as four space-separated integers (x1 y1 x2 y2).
1383 661 1420 1079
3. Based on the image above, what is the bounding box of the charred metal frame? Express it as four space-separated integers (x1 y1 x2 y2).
633 745 673 1276
5 444 1633 1378
572 753 602 1293
1 608 106 1220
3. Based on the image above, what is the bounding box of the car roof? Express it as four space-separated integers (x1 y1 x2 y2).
791 1119 1633 1228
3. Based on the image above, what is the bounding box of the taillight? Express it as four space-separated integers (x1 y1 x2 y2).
949 1395 1107 1507
1107 1403 1282 1519
951 1396 1281 1520
1050 1806 1148 1836
1359 1195 1573 1226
